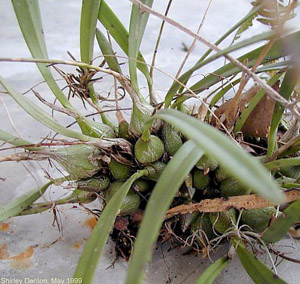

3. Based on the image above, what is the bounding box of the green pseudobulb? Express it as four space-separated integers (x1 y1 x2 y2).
109 158 132 180
134 135 164 164
210 208 236 234
105 181 141 215
241 207 276 233
49 144 102 179
161 123 182 156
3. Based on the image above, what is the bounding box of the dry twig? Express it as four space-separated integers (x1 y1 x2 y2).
165 189 300 219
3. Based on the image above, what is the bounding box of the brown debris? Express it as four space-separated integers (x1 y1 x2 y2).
165 189 300 219
212 83 279 138
241 93 276 138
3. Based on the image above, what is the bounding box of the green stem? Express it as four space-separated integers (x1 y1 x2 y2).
89 85 115 128
18 191 95 216
0 129 42 151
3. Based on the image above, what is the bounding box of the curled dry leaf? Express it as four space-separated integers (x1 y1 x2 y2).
212 83 279 137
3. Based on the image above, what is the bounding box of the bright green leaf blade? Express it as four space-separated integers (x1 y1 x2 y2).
95 28 122 73
209 78 241 107
73 170 146 284
0 76 93 142
194 257 229 284
98 0 151 87
236 242 287 284
194 30 275 74
149 109 284 203
264 157 300 170
0 129 41 150
79 0 104 107
172 29 275 108
80 0 101 64
234 72 283 133
126 141 204 284
128 0 153 95
268 67 298 156
0 181 52 222
186 31 300 96
262 198 300 243
164 3 266 107
256 61 290 72
11 0 73 109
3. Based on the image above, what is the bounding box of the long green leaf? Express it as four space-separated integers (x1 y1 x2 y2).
236 242 287 284
80 0 113 124
172 29 275 108
98 0 151 88
185 31 300 97
147 109 284 203
0 76 93 142
11 0 73 110
95 28 122 73
164 3 266 107
264 157 300 170
18 188 94 216
267 68 298 156
256 61 290 72
0 129 41 150
234 72 283 133
73 170 146 283
0 181 52 222
126 141 204 284
194 257 229 284
80 0 101 64
262 198 300 243
209 78 241 107
194 30 275 75
128 0 153 96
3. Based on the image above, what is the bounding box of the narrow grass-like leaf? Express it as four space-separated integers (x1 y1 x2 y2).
147 109 284 203
256 61 289 72
236 242 287 284
267 68 298 156
80 0 113 121
98 1 151 87
126 141 204 284
80 0 101 64
234 72 283 133
189 30 275 80
262 198 300 243
73 170 147 284
128 0 153 95
18 188 93 216
164 3 267 107
185 31 300 96
0 181 52 222
209 78 240 107
95 28 122 73
11 0 73 110
0 129 41 150
0 76 93 142
264 157 300 170
194 257 229 284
